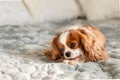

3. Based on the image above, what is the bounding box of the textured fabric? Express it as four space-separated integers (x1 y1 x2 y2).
0 19 120 79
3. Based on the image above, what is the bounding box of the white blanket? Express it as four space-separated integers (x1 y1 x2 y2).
0 19 120 80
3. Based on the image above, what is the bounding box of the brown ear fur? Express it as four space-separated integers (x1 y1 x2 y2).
78 26 108 62
44 34 61 60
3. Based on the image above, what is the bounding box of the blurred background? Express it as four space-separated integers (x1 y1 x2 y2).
0 0 33 25
0 0 119 25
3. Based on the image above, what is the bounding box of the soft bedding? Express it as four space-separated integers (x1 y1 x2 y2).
0 19 120 80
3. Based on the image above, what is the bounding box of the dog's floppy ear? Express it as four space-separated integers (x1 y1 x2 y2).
44 34 61 60
78 26 108 61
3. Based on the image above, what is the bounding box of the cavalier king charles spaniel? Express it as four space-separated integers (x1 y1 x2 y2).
44 25 108 65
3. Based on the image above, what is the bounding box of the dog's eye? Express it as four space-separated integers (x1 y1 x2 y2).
70 42 76 48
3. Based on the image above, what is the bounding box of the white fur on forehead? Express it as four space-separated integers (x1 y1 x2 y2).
59 25 80 43
59 31 69 46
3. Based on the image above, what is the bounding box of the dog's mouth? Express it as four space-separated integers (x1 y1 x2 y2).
66 54 82 60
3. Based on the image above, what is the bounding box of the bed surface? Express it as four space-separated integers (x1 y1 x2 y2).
0 19 120 80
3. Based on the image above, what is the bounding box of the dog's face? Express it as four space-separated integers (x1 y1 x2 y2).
58 30 83 60
45 25 107 63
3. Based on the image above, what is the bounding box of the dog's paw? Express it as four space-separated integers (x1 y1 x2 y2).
63 60 78 65
63 60 69 64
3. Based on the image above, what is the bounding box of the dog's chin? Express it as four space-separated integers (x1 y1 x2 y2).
65 54 82 60
63 54 84 65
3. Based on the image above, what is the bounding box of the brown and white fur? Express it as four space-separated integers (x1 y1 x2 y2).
44 25 108 65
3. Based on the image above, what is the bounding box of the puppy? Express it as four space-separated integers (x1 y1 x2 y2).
44 25 108 64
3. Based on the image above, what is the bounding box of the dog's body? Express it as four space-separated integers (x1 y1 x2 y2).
45 25 108 65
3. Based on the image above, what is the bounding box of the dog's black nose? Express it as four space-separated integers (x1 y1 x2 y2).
65 51 71 57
